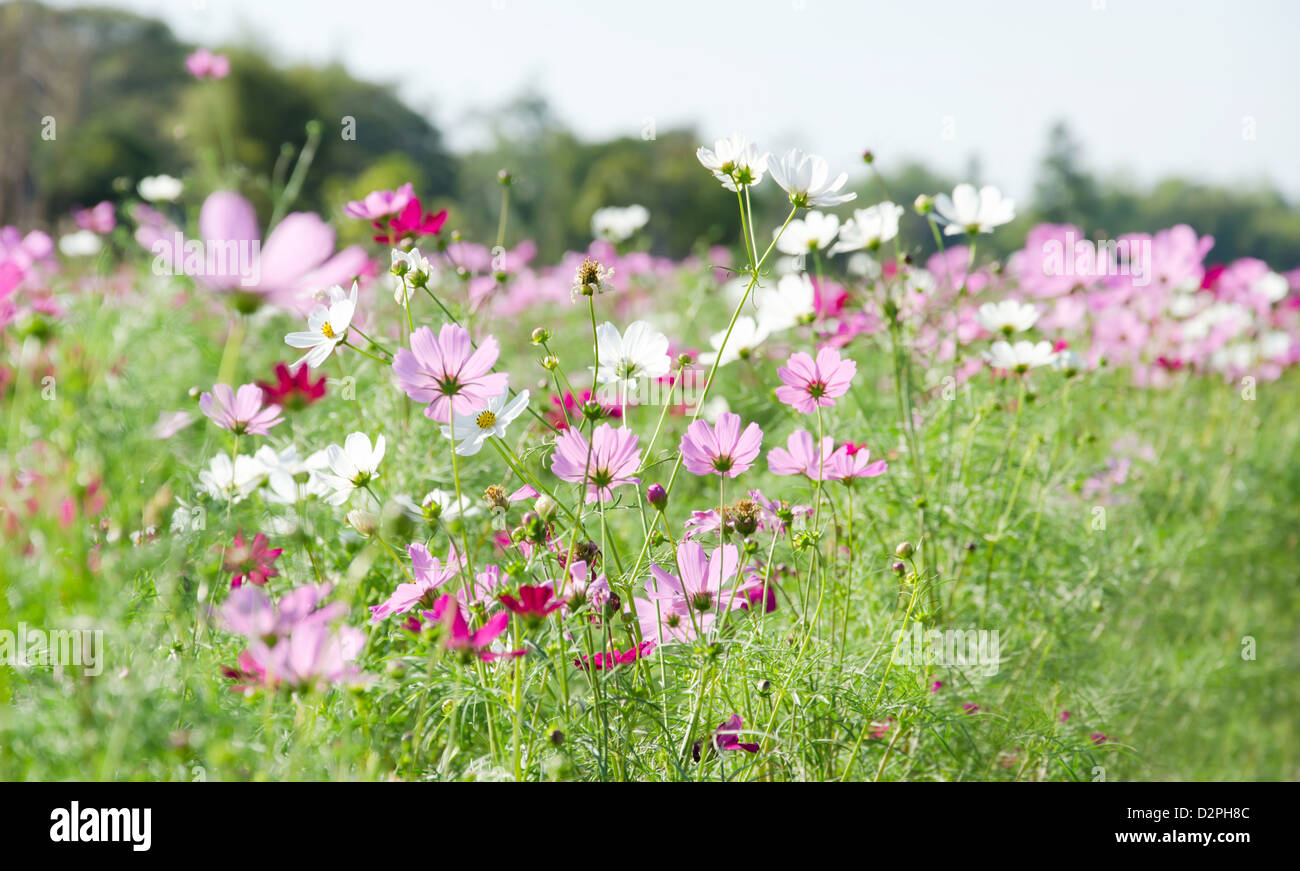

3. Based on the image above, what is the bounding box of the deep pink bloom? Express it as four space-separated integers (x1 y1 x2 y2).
372 196 448 245
370 543 464 622
931 680 943 693
72 201 115 234
256 362 326 410
343 183 414 220
575 640 655 671
775 348 856 413
498 584 563 623
550 423 641 503
220 531 282 588
709 714 760 755
548 388 620 431
1090 732 1109 745
767 430 837 480
199 382 283 435
962 702 981 714
425 594 523 661
392 324 509 423
680 411 763 478
1059 710 1071 722
186 48 230 80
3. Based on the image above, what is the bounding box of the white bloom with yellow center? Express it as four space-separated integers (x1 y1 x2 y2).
285 281 357 369
441 389 530 456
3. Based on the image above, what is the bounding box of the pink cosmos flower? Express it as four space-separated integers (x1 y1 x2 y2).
199 382 283 435
392 324 509 423
185 48 230 80
224 622 367 691
370 543 464 622
634 596 708 644
72 201 115 235
680 411 763 478
192 190 370 314
424 594 523 662
343 183 415 220
775 347 856 414
712 714 760 754
824 441 888 481
220 531 282 588
550 423 641 503
219 583 345 640
767 430 836 481
648 540 745 617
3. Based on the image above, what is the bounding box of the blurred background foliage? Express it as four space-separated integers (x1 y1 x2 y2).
3 1 1299 269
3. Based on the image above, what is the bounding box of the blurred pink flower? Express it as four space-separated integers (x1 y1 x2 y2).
185 48 230 80
199 382 283 435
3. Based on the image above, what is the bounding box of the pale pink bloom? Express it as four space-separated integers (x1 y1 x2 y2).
775 348 856 413
343 183 415 220
227 622 367 691
199 383 283 435
825 442 888 481
634 596 711 644
550 423 641 503
72 201 115 234
151 409 195 439
767 430 836 481
369 543 464 622
393 324 509 423
647 540 746 617
680 412 763 478
220 583 345 640
185 48 230 80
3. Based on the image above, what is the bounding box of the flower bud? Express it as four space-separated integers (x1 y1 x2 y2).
892 560 906 575
540 355 559 371
346 509 377 537
913 194 933 215
531 327 550 345
497 169 514 186
534 494 558 521
646 483 668 511
895 541 914 559
861 149 874 164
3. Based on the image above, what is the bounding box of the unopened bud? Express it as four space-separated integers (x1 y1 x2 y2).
895 541 914 559
646 483 668 511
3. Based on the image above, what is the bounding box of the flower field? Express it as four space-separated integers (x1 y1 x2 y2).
2 53 1299 783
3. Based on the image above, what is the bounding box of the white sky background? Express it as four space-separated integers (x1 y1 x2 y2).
51 0 1300 199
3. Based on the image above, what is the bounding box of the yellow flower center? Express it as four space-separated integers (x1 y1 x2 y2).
476 410 497 429
321 321 336 339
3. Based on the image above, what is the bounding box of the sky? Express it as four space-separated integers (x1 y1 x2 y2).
52 0 1300 200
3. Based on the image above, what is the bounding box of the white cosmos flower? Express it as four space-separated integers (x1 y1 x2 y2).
831 202 904 253
755 274 816 332
595 320 672 387
932 184 1016 235
977 299 1040 335
391 247 433 304
768 148 856 209
441 389 530 456
847 252 882 279
397 488 483 523
58 230 102 257
983 340 1056 374
699 315 770 367
775 211 840 255
254 445 330 504
198 453 265 503
138 174 183 202
320 432 386 505
591 205 649 243
285 281 358 369
697 133 769 191
1253 271 1289 303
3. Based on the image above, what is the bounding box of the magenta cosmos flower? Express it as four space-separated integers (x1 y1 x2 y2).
550 423 641 503
775 347 857 413
680 411 763 478
199 382 283 435
767 430 836 480
221 531 282 588
392 324 509 423
425 594 523 662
